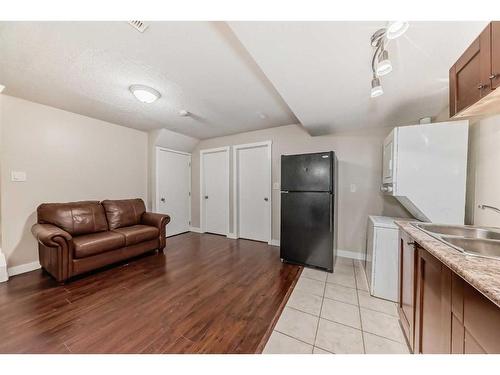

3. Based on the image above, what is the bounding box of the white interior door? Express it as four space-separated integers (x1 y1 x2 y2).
235 142 271 242
201 148 229 235
157 148 191 237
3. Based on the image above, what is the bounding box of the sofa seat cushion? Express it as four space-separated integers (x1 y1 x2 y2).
73 231 126 258
112 225 159 246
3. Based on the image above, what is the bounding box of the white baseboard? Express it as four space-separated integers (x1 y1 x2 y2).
7 261 41 277
268 239 280 247
337 249 365 261
189 226 202 233
227 232 237 239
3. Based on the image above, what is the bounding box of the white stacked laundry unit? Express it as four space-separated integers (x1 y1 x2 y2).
365 120 469 302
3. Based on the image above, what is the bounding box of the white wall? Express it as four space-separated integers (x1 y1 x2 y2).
0 95 149 268
468 114 500 227
433 106 500 227
191 124 411 256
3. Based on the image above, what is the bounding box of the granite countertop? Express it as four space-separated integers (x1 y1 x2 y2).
396 220 500 308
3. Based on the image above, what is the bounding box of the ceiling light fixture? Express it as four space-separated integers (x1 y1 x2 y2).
371 77 384 98
369 22 409 98
129 84 161 103
386 21 410 40
376 50 393 76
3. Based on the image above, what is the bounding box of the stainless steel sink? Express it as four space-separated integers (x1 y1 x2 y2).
412 222 500 260
415 223 500 240
443 237 500 260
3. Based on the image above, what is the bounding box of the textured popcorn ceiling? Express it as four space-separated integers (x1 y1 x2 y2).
0 21 490 138
0 21 297 139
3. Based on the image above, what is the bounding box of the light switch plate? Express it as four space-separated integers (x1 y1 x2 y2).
273 182 280 190
11 171 27 182
350 183 357 193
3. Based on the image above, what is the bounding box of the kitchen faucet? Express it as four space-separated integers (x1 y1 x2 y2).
478 204 500 215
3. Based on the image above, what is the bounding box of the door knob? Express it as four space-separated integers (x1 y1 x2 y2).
477 83 488 90
160 197 166 203
205 195 209 199
264 197 269 201
489 74 498 80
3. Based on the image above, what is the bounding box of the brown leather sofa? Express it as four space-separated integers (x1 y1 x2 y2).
31 198 170 282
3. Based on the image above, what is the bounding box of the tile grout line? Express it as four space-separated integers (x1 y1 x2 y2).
272 329 316 348
354 259 367 354
311 273 327 348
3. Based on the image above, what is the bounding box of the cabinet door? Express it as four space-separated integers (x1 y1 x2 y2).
398 230 416 351
491 21 500 90
463 283 500 353
449 64 457 117
414 247 452 354
454 24 492 113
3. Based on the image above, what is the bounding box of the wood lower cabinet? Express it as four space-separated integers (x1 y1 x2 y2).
398 230 417 352
397 233 500 354
414 246 452 354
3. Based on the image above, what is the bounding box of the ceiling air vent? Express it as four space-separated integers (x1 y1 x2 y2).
128 21 149 33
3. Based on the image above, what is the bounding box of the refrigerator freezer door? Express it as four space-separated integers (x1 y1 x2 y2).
280 191 333 271
281 152 333 192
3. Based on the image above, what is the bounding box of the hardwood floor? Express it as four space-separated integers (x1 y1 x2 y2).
0 233 301 353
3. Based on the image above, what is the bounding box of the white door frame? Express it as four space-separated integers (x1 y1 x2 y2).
232 141 272 244
199 146 230 235
155 147 192 228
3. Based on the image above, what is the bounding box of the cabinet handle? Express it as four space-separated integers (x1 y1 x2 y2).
477 84 488 90
407 241 416 246
489 74 498 80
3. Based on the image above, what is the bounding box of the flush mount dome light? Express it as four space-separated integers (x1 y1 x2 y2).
129 84 161 103
371 77 384 98
386 21 409 40
376 50 393 76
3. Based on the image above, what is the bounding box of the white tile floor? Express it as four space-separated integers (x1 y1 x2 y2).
263 257 410 354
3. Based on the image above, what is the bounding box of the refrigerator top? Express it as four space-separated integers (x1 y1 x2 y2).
281 151 336 192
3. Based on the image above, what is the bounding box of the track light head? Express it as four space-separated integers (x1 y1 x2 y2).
371 77 384 98
386 21 409 40
376 50 393 76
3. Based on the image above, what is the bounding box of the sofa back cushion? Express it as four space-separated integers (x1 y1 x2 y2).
101 198 146 230
37 201 109 236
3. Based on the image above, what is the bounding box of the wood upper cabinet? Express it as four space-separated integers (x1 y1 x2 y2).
414 246 452 354
398 230 417 352
491 22 500 90
449 21 500 117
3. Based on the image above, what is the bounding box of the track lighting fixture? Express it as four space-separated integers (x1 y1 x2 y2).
371 77 384 98
386 21 410 40
369 21 409 98
376 50 392 76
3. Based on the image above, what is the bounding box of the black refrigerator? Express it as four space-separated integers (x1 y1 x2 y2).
280 151 338 272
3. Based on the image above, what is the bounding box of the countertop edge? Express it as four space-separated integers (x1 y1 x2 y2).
396 220 500 308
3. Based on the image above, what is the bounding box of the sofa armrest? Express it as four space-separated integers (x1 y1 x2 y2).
141 212 170 250
141 212 171 229
31 223 72 248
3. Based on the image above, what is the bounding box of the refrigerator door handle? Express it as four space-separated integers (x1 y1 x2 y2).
329 194 333 233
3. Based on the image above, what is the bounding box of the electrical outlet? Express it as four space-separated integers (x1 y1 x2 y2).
11 171 27 182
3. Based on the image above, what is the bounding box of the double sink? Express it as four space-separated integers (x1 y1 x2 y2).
412 223 500 260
